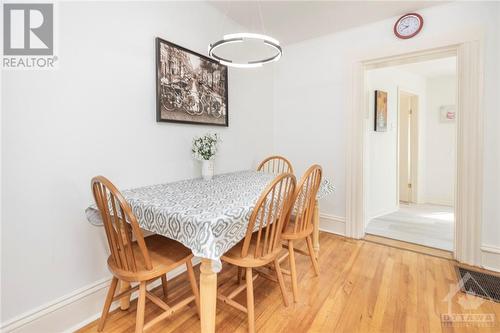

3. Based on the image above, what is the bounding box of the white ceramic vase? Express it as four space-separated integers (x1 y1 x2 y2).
201 160 214 180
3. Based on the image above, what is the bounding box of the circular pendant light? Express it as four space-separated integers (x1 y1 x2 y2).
208 33 282 68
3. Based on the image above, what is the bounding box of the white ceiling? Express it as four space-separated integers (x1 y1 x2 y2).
393 56 457 78
209 1 446 45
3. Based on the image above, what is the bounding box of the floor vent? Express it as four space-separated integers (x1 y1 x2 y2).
456 267 500 302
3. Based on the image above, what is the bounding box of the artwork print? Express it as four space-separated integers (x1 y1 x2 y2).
375 90 388 132
156 37 228 126
440 105 456 123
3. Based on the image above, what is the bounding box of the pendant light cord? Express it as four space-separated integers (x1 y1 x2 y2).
218 2 232 38
218 1 266 35
258 1 266 34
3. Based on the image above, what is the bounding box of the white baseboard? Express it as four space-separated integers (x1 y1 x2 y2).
424 200 454 207
1 258 200 333
480 245 500 272
367 207 399 220
319 213 345 236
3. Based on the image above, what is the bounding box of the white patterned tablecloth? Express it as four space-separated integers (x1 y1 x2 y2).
86 171 275 270
317 178 335 200
85 170 335 271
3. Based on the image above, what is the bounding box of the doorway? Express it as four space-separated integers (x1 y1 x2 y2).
346 42 484 266
364 56 457 252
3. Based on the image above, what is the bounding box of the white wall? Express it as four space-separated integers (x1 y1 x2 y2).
365 67 427 218
1 1 275 326
424 75 456 206
273 2 500 251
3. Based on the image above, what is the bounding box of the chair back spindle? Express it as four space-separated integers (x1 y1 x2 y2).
241 173 296 259
257 156 294 175
91 176 152 273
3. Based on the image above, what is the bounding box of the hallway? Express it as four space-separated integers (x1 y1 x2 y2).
366 204 454 251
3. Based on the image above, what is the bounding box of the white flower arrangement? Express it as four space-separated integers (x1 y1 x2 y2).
191 132 220 161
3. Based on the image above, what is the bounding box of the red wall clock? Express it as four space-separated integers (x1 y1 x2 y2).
394 13 424 39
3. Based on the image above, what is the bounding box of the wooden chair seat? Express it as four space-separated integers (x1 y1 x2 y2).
282 217 313 240
222 235 283 268
108 235 193 282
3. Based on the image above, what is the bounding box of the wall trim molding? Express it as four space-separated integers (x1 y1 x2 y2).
367 207 399 221
0 277 110 332
480 245 500 273
424 200 454 207
453 40 484 266
481 245 500 254
319 213 346 222
481 266 500 273
1 259 200 333
319 213 346 236
61 279 165 333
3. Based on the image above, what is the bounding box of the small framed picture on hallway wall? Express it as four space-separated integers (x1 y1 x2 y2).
375 90 388 132
440 105 456 123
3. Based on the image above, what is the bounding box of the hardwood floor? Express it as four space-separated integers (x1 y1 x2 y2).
77 233 500 333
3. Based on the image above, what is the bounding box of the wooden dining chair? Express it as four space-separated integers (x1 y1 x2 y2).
91 176 200 333
280 165 322 302
257 155 294 175
218 173 296 333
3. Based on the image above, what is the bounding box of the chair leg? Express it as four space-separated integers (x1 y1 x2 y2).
236 267 242 284
306 236 320 276
186 259 201 317
274 259 289 307
97 277 119 332
288 240 299 303
119 281 131 310
161 274 168 299
246 267 255 333
135 282 146 333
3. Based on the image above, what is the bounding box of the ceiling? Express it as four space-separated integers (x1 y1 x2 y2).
393 56 457 78
209 1 446 45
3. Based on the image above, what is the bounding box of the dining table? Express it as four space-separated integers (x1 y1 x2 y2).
85 170 334 333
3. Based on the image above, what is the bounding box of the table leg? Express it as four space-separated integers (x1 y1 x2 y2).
313 200 320 259
200 259 217 333
119 280 131 310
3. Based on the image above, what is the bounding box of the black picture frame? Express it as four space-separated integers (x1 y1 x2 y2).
155 37 229 126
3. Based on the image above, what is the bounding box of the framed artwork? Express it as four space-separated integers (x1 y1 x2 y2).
374 90 388 132
440 105 456 123
156 37 228 126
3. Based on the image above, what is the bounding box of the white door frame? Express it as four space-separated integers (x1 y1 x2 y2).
345 42 483 266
